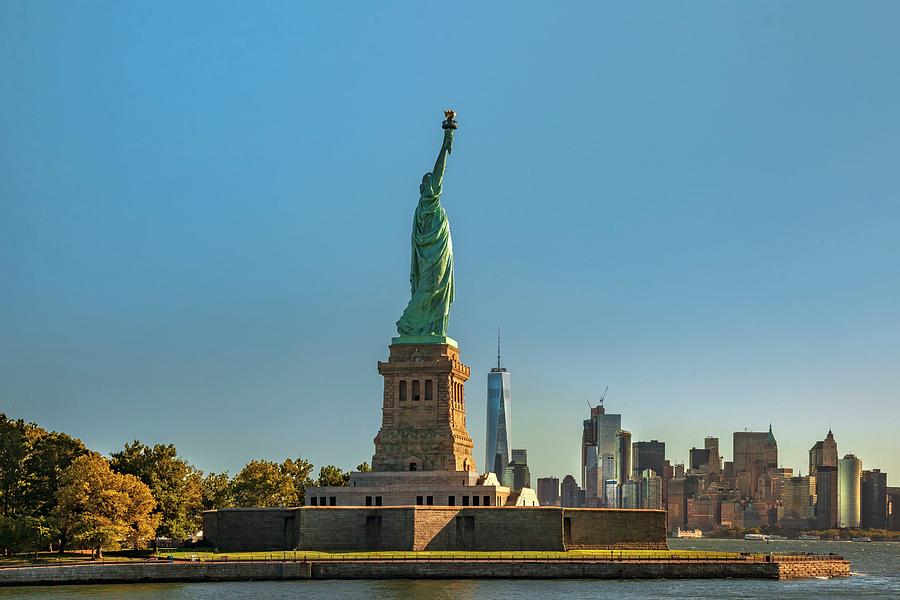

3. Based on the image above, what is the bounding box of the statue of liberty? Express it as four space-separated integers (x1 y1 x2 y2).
396 110 459 339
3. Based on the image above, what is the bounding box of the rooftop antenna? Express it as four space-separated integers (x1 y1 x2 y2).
497 326 501 370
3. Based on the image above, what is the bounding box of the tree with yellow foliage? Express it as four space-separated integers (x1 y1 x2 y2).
55 453 159 558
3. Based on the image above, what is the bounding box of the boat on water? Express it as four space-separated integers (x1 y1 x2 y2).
672 527 703 538
851 536 873 542
743 533 786 542
799 534 820 540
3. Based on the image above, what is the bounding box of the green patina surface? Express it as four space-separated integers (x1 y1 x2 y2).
396 124 457 339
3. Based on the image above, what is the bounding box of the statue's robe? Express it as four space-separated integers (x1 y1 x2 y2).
396 171 454 337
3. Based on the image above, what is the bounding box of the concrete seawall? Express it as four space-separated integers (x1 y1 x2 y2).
0 556 850 585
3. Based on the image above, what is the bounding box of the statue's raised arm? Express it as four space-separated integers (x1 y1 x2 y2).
428 109 458 194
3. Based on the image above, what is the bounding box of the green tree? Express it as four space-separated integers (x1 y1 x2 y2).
232 460 296 507
356 462 372 472
55 454 159 558
317 465 349 487
110 441 203 539
22 429 86 519
0 414 87 552
0 416 28 518
281 458 314 505
0 515 52 556
201 472 234 510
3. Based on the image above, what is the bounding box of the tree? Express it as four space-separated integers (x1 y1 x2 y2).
0 414 87 552
0 416 28 519
55 454 159 558
281 458 314 506
201 472 234 510
0 515 52 556
110 441 203 539
232 461 296 507
356 462 372 472
317 465 349 487
22 429 86 519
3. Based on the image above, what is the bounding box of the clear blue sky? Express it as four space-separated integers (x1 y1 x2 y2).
2 2 898 483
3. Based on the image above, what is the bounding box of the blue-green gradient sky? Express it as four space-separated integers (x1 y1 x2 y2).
2 2 898 483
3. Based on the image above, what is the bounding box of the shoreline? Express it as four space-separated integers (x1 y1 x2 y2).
0 555 850 586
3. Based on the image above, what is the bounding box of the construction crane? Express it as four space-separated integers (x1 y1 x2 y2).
588 386 609 412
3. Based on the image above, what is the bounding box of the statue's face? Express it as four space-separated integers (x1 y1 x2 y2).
420 172 431 194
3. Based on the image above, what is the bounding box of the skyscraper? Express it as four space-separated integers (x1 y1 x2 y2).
581 426 600 499
689 447 711 472
641 468 663 509
887 487 900 531
621 480 641 509
809 429 838 477
704 437 721 473
537 476 560 506
596 410 621 490
581 400 621 505
485 331 512 477
633 440 666 479
616 430 632 485
838 454 862 528
814 465 838 529
733 426 778 499
504 448 531 491
780 476 817 530
861 469 888 529
561 474 583 508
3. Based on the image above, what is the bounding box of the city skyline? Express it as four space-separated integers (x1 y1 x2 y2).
3 3 899 485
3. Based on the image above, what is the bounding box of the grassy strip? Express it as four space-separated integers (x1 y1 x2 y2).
163 549 755 561
0 552 149 567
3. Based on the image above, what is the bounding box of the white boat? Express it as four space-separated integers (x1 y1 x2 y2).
851 536 872 542
673 527 703 538
799 534 820 540
744 533 768 541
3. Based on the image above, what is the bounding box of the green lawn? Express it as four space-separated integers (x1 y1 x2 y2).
0 551 149 567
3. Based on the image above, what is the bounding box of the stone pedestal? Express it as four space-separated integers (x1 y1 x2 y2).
372 342 475 472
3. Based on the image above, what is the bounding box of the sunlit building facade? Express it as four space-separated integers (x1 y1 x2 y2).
838 454 862 528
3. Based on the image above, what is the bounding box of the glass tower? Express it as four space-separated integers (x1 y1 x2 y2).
838 454 862 528
485 331 512 477
582 400 621 505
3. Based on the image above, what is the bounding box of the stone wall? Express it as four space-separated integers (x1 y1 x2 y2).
563 508 667 550
0 557 851 585
202 508 296 552
412 508 459 550
203 506 665 552
415 508 564 551
310 560 782 579
297 507 564 551
774 556 851 579
0 562 312 585
298 507 415 551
